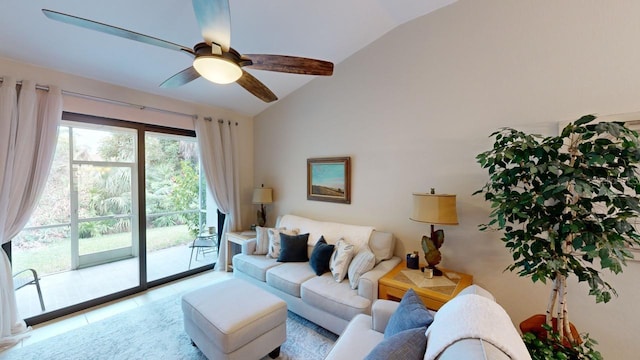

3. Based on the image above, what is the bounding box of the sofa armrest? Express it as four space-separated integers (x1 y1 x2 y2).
371 299 399 333
357 256 401 301
241 238 257 255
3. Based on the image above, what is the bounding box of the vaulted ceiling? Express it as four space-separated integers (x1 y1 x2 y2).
1 0 456 116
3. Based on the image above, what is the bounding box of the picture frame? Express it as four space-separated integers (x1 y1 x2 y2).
307 157 351 204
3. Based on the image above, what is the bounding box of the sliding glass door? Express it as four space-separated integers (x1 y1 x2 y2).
11 114 215 321
71 126 138 268
145 131 212 281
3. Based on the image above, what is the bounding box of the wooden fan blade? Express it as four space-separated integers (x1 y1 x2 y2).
42 9 194 56
192 0 231 52
160 67 201 88
236 70 277 103
243 55 334 76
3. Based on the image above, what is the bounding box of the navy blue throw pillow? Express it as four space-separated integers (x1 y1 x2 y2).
277 233 310 262
309 236 335 275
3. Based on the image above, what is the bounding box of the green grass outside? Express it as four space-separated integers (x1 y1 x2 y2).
13 225 195 275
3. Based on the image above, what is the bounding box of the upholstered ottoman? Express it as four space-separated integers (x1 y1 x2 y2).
182 278 287 360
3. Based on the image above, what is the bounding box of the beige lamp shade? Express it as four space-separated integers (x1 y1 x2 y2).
252 187 273 204
410 193 458 225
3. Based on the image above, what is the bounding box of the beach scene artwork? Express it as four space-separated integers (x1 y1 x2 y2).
307 157 350 203
311 163 345 196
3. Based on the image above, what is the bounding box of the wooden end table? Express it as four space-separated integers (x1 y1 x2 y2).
225 231 257 272
378 262 473 310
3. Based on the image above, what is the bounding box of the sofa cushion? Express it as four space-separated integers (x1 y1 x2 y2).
385 289 434 338
301 274 371 320
266 262 316 297
232 254 281 282
369 231 395 264
364 326 427 360
330 239 355 282
278 214 374 252
348 249 376 290
278 233 310 262
309 236 335 275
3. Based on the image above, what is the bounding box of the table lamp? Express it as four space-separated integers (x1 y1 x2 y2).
410 188 458 276
252 184 273 227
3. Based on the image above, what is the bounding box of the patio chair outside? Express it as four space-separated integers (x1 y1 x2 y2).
13 268 45 312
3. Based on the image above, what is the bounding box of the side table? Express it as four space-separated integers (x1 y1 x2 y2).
225 231 257 272
378 262 473 310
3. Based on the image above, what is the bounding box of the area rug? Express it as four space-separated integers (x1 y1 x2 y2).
3 294 338 360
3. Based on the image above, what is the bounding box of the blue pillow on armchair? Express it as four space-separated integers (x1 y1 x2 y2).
365 326 427 360
384 288 434 338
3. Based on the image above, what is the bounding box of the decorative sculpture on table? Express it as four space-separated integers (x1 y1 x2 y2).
421 228 445 274
410 188 458 276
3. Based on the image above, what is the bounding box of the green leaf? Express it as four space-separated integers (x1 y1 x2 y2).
575 114 596 126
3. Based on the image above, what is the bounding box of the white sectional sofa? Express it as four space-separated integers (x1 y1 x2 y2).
325 285 531 360
232 214 401 335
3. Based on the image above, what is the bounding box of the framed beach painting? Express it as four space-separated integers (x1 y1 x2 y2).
307 157 351 204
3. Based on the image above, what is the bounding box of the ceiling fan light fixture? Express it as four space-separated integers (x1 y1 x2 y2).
193 55 242 84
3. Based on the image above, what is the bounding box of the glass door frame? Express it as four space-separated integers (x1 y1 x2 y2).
71 161 139 269
63 123 140 269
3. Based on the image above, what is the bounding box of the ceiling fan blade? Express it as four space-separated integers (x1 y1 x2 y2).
160 67 201 88
243 55 334 76
42 9 194 56
236 70 278 103
192 0 231 52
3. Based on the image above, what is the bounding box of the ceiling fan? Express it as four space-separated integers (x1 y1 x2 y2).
42 0 334 103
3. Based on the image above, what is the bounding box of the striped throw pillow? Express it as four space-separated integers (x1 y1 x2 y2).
266 228 299 259
330 238 355 282
348 249 376 289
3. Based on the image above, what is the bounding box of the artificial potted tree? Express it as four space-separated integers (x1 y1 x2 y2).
475 115 640 358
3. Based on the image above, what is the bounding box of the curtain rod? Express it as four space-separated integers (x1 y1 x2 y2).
0 77 198 120
204 116 238 126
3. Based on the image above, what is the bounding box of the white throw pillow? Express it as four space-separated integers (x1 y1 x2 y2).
348 249 376 290
330 238 355 282
255 226 285 255
266 228 299 259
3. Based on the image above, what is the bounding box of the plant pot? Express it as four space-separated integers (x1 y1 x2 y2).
519 314 581 347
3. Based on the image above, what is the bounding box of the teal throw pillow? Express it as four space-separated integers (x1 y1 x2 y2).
364 326 427 360
277 233 310 262
309 236 335 275
384 288 434 338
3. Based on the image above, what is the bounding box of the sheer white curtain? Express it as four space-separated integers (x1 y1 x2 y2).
194 118 241 271
0 78 62 349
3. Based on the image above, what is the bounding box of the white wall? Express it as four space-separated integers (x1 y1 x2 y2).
254 0 640 358
0 55 256 229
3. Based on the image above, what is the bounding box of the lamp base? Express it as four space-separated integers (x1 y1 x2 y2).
422 265 443 277
256 204 267 227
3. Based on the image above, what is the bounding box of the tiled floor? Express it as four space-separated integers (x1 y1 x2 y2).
2 270 232 356
15 243 218 318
